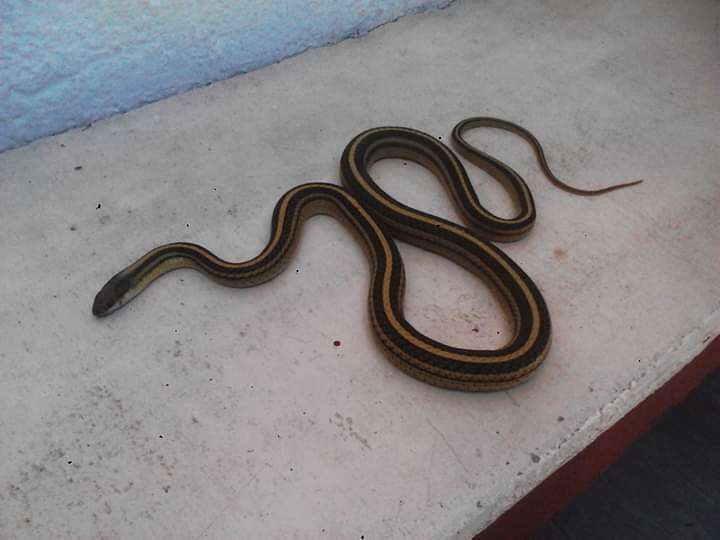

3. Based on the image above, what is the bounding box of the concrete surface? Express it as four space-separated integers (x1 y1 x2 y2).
0 0 452 153
1 0 719 538
534 366 720 539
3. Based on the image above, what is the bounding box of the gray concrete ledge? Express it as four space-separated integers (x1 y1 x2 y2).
1 0 718 538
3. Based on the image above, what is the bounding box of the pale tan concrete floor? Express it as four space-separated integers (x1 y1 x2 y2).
0 1 718 538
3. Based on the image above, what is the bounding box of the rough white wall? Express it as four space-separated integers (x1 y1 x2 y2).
0 0 453 152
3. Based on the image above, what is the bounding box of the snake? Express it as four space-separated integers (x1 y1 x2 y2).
92 118 641 391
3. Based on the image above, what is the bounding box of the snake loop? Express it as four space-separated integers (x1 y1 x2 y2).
93 118 641 391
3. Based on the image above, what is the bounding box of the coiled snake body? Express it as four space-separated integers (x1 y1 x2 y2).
93 118 640 391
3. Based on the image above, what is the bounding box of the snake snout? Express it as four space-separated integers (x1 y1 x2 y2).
92 271 133 317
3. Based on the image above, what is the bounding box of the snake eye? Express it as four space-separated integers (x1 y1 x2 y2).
113 275 132 297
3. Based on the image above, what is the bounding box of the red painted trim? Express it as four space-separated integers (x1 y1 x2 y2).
474 334 720 540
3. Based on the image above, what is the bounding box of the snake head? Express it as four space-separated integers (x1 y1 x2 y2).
92 270 134 317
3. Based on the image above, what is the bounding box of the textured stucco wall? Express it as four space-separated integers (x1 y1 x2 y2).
0 0 452 153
